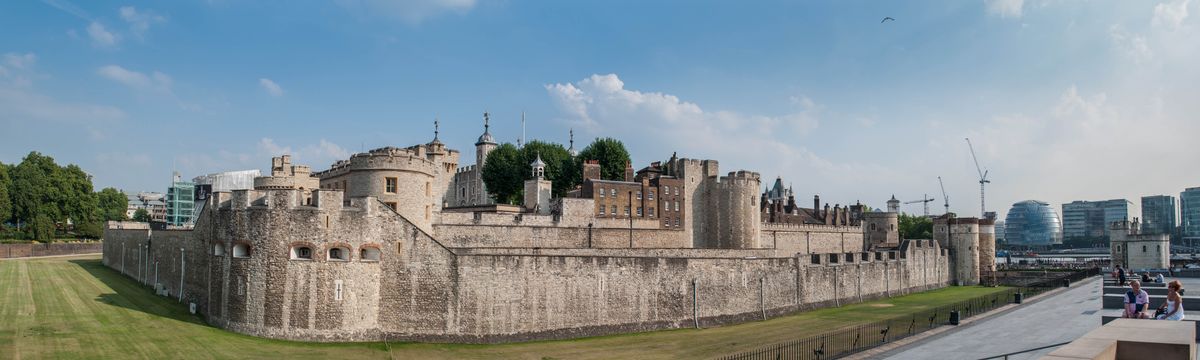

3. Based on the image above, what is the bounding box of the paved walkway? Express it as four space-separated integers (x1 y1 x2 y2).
880 278 1105 360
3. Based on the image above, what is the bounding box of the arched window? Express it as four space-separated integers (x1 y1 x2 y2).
1143 245 1147 253
328 245 351 261
232 243 251 258
870 223 877 231
213 243 226 256
291 245 313 260
360 246 381 262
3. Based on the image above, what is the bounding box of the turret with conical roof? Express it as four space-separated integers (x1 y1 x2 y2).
475 112 498 167
887 195 900 213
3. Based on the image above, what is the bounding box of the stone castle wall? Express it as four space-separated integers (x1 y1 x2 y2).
101 189 951 343
760 223 865 255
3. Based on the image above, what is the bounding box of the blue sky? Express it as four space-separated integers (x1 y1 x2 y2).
2 0 1198 219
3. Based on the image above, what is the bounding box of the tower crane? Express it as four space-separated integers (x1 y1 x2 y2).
903 195 936 217
966 138 990 218
938 176 949 215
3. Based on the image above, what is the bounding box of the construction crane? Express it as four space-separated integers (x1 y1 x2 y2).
903 195 935 217
966 138 990 218
938 176 949 215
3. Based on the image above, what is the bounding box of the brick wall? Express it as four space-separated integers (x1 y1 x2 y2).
0 242 104 259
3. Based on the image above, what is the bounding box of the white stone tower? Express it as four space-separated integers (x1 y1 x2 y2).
887 195 900 213
476 112 498 167
524 153 552 215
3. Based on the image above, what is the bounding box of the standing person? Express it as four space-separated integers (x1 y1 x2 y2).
1123 280 1150 319
1157 280 1186 320
1117 265 1126 286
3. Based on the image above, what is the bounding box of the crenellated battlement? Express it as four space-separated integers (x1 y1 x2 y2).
314 145 445 178
762 222 861 232
219 189 363 212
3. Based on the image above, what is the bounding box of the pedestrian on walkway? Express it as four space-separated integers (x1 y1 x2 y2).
1123 280 1150 319
1116 265 1126 286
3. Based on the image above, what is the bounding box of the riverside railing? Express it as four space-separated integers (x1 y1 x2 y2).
717 267 1100 360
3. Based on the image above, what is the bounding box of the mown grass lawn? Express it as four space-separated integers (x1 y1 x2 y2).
0 255 1007 359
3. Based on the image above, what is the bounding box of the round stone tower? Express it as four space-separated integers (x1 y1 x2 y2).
863 211 899 249
978 218 996 274
933 214 982 286
713 170 762 249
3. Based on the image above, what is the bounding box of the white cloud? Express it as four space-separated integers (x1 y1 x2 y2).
1109 25 1154 63
3 53 37 70
545 74 907 204
336 0 477 25
985 0 1025 18
119 6 167 38
97 65 172 92
1154 0 1192 30
257 138 349 169
87 22 119 47
259 78 284 97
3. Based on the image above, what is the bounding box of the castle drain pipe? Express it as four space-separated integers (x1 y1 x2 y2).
759 277 766 321
693 279 700 329
179 247 186 302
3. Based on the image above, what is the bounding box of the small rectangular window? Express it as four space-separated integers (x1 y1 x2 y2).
649 191 655 200
425 182 431 196
599 206 606 215
624 206 630 216
637 191 642 200
611 205 617 215
649 207 655 217
675 201 680 212
385 177 398 193
334 280 343 301
637 207 643 216
675 188 679 196
610 189 616 197
599 187 605 198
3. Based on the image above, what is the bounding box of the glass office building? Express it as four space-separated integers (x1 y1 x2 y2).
1183 188 1200 244
1141 195 1177 236
167 173 195 226
1061 199 1130 242
1005 200 1062 245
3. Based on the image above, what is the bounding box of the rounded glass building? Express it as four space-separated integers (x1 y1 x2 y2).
1004 200 1062 245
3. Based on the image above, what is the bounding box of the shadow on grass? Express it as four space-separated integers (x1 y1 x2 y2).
68 259 207 326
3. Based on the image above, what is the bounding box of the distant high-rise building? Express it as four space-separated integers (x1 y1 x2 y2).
995 220 1006 243
1141 195 1177 237
166 172 195 226
1061 199 1130 242
192 169 260 216
1004 200 1062 245
1183 188 1200 244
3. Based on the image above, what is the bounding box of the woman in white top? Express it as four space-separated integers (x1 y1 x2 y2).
1157 280 1185 321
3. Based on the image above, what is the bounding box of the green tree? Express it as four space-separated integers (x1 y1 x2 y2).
517 141 575 197
576 138 632 181
96 187 128 221
132 208 151 222
481 143 523 205
11 152 61 240
0 162 12 225
898 213 933 240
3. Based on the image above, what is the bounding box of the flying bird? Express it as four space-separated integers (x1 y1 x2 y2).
881 17 895 23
